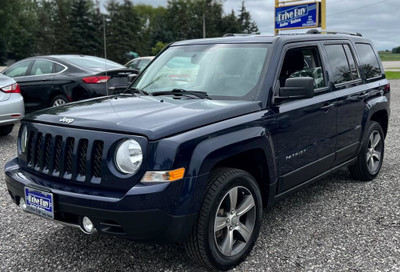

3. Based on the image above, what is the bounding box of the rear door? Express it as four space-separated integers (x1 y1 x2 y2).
272 42 337 193
21 60 56 111
322 42 366 164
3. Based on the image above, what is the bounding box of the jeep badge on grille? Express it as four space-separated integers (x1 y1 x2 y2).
59 117 74 124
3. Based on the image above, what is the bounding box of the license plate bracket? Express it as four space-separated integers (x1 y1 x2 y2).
24 187 54 219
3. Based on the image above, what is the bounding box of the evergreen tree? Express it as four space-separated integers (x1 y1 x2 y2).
0 0 38 62
222 10 242 34
35 0 56 55
53 0 73 54
0 0 259 64
106 0 142 63
238 1 259 34
69 0 101 55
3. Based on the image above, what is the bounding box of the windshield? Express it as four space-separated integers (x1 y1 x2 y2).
132 43 270 100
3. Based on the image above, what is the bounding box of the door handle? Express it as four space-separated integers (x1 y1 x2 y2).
357 92 368 99
320 103 335 111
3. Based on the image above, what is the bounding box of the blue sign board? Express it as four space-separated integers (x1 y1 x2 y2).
275 2 319 30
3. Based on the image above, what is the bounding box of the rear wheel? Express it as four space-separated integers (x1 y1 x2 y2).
0 124 14 136
184 168 263 271
349 121 385 181
51 95 69 107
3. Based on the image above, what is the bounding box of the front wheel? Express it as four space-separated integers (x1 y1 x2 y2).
184 168 263 271
349 121 385 181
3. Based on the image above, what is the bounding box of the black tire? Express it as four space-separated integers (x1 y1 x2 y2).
0 124 14 136
184 168 263 271
349 121 385 181
51 95 69 107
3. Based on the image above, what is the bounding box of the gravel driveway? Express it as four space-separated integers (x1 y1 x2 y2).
1 80 399 271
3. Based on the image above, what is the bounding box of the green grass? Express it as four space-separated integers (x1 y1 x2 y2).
378 52 400 61
385 71 400 80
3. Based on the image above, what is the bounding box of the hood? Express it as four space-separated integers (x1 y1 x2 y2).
25 95 261 140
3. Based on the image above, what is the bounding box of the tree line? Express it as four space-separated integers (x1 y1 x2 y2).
0 0 259 65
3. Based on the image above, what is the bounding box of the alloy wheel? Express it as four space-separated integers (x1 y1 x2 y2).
214 186 256 256
366 130 382 174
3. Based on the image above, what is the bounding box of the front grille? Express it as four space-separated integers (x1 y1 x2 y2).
26 131 104 182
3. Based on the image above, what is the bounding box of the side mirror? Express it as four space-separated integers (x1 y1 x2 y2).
277 77 314 102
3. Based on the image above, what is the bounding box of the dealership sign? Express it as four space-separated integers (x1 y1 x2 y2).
275 2 320 30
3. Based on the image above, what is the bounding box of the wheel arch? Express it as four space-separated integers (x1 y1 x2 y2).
370 109 389 137
186 127 277 207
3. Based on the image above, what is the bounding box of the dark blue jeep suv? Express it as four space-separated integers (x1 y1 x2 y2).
4 33 390 270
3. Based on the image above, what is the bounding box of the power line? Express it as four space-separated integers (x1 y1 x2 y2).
327 0 388 16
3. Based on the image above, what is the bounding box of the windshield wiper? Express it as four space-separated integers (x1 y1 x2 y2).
123 87 149 96
151 89 211 99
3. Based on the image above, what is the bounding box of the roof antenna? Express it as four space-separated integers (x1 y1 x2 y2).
103 15 108 97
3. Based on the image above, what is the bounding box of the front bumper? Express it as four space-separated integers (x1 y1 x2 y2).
4 159 200 243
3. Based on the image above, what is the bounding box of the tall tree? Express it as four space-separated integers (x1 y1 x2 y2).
221 10 242 34
106 0 142 63
35 0 56 55
69 0 102 55
0 0 38 62
238 1 259 34
53 0 73 54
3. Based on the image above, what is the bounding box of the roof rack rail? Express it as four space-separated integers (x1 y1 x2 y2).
223 33 255 37
306 29 362 37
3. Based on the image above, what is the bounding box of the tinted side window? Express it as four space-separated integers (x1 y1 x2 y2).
343 45 360 81
279 46 326 90
4 60 32 77
325 44 357 84
54 63 65 73
30 60 53 75
356 43 382 80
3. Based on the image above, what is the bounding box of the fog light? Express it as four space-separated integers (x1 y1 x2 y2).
82 216 95 234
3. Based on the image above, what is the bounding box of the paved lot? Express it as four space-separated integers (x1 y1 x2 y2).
0 81 399 271
383 61 400 71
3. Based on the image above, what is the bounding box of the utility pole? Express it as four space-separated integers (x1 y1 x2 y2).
203 13 206 38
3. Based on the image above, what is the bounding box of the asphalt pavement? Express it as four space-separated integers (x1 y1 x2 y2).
0 80 399 271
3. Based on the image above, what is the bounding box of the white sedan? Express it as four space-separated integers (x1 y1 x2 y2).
0 74 24 136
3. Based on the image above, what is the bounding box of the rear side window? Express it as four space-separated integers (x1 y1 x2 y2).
356 43 382 80
4 60 32 77
30 60 53 75
325 44 360 85
54 63 66 73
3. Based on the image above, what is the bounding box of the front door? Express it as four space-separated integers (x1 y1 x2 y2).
272 44 337 194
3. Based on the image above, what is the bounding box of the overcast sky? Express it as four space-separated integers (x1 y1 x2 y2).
103 0 399 50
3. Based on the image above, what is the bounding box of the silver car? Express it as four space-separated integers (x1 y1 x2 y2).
0 74 24 136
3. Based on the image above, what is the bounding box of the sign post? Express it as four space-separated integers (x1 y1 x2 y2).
274 0 326 35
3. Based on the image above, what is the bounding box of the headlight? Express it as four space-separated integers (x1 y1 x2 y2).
115 139 143 174
20 126 28 153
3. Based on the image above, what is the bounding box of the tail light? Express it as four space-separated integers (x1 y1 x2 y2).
383 83 390 94
1 83 20 93
82 76 110 84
